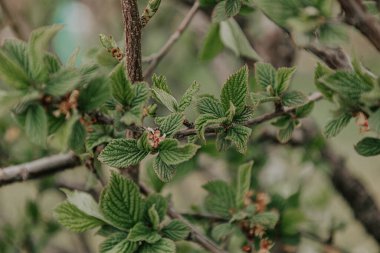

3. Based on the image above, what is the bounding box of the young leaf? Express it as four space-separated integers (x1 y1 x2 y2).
369 109 380 134
295 101 314 118
144 194 167 223
199 23 224 61
275 67 296 95
195 114 226 140
178 81 200 112
212 223 234 241
251 211 279 229
152 74 171 93
28 24 64 81
324 113 352 138
100 232 138 253
203 181 236 218
236 161 253 208
225 125 252 153
212 1 229 23
0 49 30 89
221 65 249 114
109 62 134 106
254 0 298 26
127 222 161 243
153 156 177 182
225 0 241 17
197 95 225 117
255 63 276 89
277 121 295 143
139 238 176 253
130 82 150 108
355 137 380 157
155 113 184 137
314 63 334 100
100 173 142 229
78 77 111 112
2 39 29 73
161 220 190 241
233 106 254 124
152 87 178 112
148 205 160 230
25 104 48 146
220 19 260 60
158 139 199 165
281 91 307 107
67 120 86 153
54 202 104 232
98 139 149 168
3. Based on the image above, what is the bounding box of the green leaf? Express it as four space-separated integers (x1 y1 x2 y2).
155 113 184 137
197 95 225 117
355 137 380 157
152 87 178 113
212 1 229 23
0 48 30 89
322 71 372 102
100 173 142 229
220 19 261 60
369 109 380 134
28 24 64 81
68 120 86 153
225 125 252 153
295 101 314 118
199 23 224 61
314 63 334 100
211 223 234 241
324 113 352 138
281 91 307 107
158 139 200 165
152 74 171 93
275 67 296 95
67 47 80 66
54 202 104 232
203 181 236 218
195 114 226 140
110 62 134 106
221 65 249 114
255 63 276 89
139 238 176 253
236 161 253 208
233 106 254 124
277 121 295 143
251 212 279 229
162 220 190 241
130 82 149 108
178 81 200 112
99 34 118 51
144 195 168 223
226 102 236 123
153 156 176 182
78 77 111 112
127 222 161 243
44 52 61 74
100 232 138 253
2 39 29 73
98 139 149 168
254 0 298 26
25 104 48 146
45 67 81 96
148 205 160 230
225 0 241 17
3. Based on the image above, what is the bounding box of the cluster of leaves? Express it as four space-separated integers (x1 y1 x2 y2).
195 65 254 153
0 25 110 151
251 63 312 143
254 0 347 44
55 173 190 253
315 61 380 156
202 161 279 251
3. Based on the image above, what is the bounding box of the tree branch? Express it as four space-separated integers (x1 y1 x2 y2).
338 0 380 51
0 0 30 40
0 153 80 187
121 0 143 82
143 1 200 78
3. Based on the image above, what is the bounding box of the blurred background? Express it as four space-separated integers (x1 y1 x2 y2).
0 0 380 252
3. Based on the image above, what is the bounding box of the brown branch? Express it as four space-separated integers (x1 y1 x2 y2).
139 183 227 253
143 1 200 78
304 44 352 70
0 0 30 40
0 153 80 187
121 0 143 83
338 0 380 51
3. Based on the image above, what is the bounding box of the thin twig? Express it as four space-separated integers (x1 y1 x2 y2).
338 0 380 51
0 153 80 187
143 1 200 78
